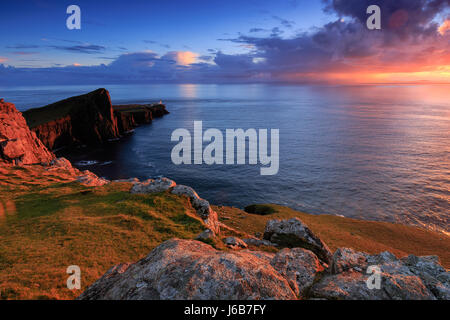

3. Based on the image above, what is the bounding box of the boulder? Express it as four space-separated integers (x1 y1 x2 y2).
242 238 277 247
223 237 248 249
77 171 110 187
130 178 176 194
195 229 215 241
78 239 297 300
263 218 332 264
270 248 324 297
310 248 448 300
0 100 55 165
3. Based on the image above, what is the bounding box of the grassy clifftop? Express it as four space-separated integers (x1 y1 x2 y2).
0 165 448 300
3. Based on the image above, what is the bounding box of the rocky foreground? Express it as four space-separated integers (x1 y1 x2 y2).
77 178 450 300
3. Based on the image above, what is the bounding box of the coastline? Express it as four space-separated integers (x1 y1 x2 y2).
1 90 449 300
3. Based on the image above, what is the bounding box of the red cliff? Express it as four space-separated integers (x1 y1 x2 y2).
0 99 55 165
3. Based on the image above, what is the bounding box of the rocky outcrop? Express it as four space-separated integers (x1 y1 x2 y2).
223 237 248 249
130 177 176 194
23 89 169 150
0 99 55 165
263 218 333 264
114 104 169 133
77 239 297 300
24 89 119 150
79 218 450 300
310 247 449 300
47 157 110 187
130 180 220 235
171 185 220 235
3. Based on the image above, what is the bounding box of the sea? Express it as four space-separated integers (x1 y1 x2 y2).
1 83 449 235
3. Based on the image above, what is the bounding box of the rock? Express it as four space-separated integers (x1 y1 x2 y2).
270 248 324 297
401 255 449 299
130 178 176 194
310 248 448 300
331 247 369 274
223 237 248 249
171 185 220 234
243 238 277 247
0 100 55 165
78 239 297 300
46 157 109 187
263 218 332 264
77 171 110 187
196 229 215 241
114 104 169 133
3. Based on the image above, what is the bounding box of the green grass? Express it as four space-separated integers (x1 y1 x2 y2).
0 167 204 300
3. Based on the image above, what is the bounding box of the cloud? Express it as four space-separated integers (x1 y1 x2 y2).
49 44 106 54
12 52 39 56
6 44 40 49
0 0 449 85
0 57 7 63
439 19 450 34
272 15 295 28
144 40 171 49
163 51 199 66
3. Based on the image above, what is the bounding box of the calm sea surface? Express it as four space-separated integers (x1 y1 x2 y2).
1 84 449 234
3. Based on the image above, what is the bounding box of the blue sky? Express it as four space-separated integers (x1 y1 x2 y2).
0 0 330 68
0 0 449 85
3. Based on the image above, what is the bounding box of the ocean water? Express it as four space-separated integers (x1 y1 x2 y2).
1 84 449 234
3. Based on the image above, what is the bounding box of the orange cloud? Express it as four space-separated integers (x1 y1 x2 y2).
0 57 7 63
167 51 199 66
73 63 82 67
438 20 450 35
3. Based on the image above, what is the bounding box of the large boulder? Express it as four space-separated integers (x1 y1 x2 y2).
0 99 55 165
270 248 325 298
77 239 297 300
263 218 333 264
310 248 449 300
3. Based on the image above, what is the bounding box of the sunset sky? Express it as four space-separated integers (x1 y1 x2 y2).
0 0 449 85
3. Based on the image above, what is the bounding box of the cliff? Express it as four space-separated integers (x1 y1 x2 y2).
0 99 55 165
23 89 169 150
113 104 169 133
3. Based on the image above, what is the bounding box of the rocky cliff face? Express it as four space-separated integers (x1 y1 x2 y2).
0 99 55 165
23 89 169 150
114 104 169 133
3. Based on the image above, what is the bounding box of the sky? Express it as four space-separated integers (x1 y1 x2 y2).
0 0 449 85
